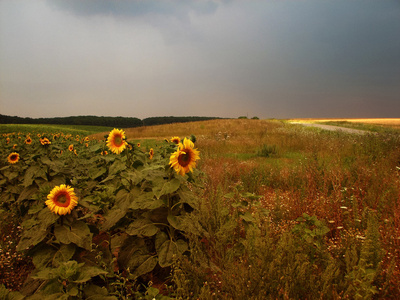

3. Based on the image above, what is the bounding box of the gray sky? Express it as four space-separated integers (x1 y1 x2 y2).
1 0 400 119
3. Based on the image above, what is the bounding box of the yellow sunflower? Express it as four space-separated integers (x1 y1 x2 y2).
40 137 51 145
7 152 19 164
106 129 128 154
149 148 154 159
45 184 78 215
170 136 181 144
25 137 32 144
68 144 74 152
169 138 200 176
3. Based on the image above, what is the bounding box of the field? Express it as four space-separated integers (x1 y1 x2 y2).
289 118 400 133
1 119 400 299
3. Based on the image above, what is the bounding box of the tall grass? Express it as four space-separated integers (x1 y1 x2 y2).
167 119 400 298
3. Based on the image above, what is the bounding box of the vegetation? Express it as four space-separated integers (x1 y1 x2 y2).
1 119 400 299
0 114 221 128
0 124 113 136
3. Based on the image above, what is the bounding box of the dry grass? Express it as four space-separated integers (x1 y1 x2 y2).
91 118 281 141
290 118 400 128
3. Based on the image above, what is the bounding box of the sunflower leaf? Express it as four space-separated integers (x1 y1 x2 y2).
72 266 108 283
68 221 93 250
126 218 159 237
131 255 158 279
53 244 76 267
101 208 127 231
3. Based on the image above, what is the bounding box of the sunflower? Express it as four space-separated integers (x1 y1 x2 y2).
106 129 127 154
45 184 78 215
7 152 19 164
40 137 51 145
25 137 32 144
149 148 154 159
170 136 181 144
169 138 200 176
68 144 74 152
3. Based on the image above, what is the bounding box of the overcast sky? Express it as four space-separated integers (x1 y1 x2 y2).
1 0 399 119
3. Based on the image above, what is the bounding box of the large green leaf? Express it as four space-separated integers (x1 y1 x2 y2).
131 255 158 279
37 208 60 229
167 214 186 231
54 225 70 244
177 187 199 209
120 170 144 187
101 208 127 231
129 192 165 210
68 221 92 250
31 246 57 269
16 226 48 251
88 166 107 180
17 185 38 202
108 159 126 176
72 266 108 283
118 236 150 269
126 218 159 237
54 221 92 250
157 238 188 267
53 244 76 267
154 178 181 199
24 165 47 187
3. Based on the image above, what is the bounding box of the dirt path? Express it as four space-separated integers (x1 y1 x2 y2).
291 122 372 135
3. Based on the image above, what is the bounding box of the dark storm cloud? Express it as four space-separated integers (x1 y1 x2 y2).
47 0 220 20
1 0 399 119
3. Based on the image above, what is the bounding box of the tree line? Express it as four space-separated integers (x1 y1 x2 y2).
0 114 221 128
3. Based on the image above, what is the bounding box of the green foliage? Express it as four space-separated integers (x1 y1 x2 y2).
0 128 201 298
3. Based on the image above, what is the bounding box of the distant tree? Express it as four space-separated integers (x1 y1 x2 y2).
238 116 248 119
252 116 259 120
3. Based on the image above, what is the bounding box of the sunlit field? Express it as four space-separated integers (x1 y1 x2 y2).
290 118 400 133
1 119 400 299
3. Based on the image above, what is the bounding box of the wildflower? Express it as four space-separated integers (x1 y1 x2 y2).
170 136 181 144
106 129 127 154
45 184 78 215
7 152 19 164
169 138 200 176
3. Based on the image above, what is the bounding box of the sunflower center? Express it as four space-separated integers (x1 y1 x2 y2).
114 135 124 147
54 192 71 207
10 154 18 161
178 150 191 167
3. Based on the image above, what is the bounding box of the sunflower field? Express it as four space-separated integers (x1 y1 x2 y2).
1 129 201 299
